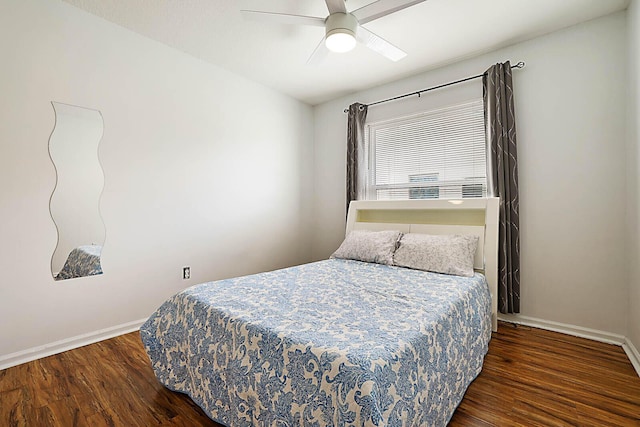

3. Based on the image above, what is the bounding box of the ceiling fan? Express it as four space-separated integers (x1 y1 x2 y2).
241 0 426 64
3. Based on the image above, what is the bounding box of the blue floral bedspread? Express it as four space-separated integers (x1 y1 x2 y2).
55 245 103 280
140 259 491 426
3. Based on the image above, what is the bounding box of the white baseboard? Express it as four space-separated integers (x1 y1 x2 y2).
623 337 640 377
498 314 626 345
498 314 640 377
0 318 147 371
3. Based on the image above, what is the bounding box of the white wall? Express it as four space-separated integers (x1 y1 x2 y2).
313 12 629 336
0 0 313 360
628 0 640 355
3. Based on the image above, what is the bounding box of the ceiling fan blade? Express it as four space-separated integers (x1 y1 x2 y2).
325 0 347 14
307 37 330 65
356 26 407 62
352 0 426 25
241 10 325 27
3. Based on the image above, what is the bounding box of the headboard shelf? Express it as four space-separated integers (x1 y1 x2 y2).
356 209 486 226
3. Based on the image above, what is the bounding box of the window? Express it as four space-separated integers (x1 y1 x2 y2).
366 99 487 200
462 182 484 198
408 173 439 199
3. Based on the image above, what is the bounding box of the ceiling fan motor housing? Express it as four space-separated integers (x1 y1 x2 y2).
325 12 358 39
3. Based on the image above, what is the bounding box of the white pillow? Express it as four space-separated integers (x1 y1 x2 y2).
393 233 479 277
331 230 402 265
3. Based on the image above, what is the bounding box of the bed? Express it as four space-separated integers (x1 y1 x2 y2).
140 198 499 426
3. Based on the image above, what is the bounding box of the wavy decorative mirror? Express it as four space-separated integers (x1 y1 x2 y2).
49 102 105 281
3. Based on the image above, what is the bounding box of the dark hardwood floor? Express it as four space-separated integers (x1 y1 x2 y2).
449 323 640 427
1 322 639 426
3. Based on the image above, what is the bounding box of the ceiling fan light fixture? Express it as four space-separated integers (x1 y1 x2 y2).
326 30 356 52
325 12 358 53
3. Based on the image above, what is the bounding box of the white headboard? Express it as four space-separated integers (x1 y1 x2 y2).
346 198 500 332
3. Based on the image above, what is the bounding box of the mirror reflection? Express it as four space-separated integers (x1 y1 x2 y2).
49 102 105 280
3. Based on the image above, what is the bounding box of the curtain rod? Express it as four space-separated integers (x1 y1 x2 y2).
343 61 525 113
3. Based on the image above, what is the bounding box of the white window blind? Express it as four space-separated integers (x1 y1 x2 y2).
366 99 487 200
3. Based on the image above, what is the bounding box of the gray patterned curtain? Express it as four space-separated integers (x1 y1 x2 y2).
346 102 368 214
483 61 521 314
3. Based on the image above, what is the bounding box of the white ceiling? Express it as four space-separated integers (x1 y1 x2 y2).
63 0 629 105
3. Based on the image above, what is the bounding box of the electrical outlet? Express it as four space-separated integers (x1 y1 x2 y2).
182 266 190 280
